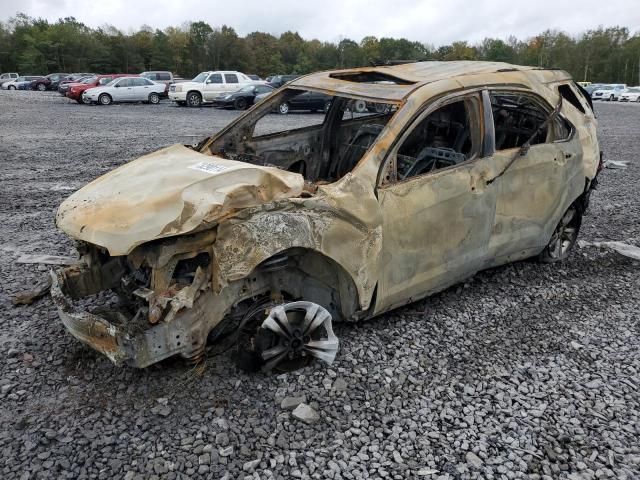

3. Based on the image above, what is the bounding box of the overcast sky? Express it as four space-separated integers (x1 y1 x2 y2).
1 0 639 46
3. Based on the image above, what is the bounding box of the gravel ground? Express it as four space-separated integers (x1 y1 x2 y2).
1 91 639 480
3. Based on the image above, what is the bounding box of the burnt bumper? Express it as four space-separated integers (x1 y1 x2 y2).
50 271 207 368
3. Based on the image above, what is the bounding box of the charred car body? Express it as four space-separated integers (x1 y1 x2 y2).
52 61 601 371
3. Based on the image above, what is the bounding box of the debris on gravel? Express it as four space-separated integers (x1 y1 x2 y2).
1 91 639 479
291 403 320 424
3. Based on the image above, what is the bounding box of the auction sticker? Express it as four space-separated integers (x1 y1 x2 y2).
189 162 229 174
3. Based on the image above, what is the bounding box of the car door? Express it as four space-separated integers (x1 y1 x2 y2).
223 73 239 93
484 89 580 265
130 77 152 101
202 73 223 101
111 78 132 101
375 92 498 312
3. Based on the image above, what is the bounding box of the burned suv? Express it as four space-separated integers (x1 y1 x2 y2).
51 61 601 371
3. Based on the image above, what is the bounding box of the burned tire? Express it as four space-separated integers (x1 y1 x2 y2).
148 92 160 104
538 204 582 262
98 93 112 106
236 301 338 373
234 97 248 110
186 91 202 107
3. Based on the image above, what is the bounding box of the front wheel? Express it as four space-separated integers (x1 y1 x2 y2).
98 93 112 105
148 92 160 104
236 301 339 373
37 83 46 91
278 102 290 114
186 91 202 107
538 205 582 262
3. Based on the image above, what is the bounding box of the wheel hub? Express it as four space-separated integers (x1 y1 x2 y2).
257 301 339 372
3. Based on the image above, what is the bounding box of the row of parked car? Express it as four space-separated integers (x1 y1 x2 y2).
581 83 640 102
0 69 385 114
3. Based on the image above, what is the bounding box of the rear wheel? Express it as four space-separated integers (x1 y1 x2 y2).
8 85 15 90
36 83 46 91
186 91 202 107
609 94 614 101
538 205 582 262
234 97 248 110
98 93 112 106
278 102 290 114
148 92 160 104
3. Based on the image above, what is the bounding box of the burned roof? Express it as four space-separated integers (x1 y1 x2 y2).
292 61 572 102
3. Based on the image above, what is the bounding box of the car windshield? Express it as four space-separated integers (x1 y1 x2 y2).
599 86 613 90
192 72 208 83
82 76 97 84
239 85 255 93
104 78 119 86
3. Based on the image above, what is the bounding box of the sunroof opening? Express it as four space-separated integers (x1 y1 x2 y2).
329 71 415 85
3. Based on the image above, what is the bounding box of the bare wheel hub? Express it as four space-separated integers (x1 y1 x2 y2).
257 301 339 372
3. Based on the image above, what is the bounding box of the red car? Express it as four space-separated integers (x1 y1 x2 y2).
66 74 136 103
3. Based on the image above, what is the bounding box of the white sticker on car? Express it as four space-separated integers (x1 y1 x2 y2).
189 162 228 174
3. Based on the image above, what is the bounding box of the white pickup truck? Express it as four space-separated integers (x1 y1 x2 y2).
168 71 260 107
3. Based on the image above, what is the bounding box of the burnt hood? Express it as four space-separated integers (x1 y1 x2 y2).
56 144 304 255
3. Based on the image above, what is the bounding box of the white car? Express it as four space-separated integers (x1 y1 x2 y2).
168 71 259 107
82 77 166 105
0 72 19 88
619 87 640 103
2 75 41 90
591 84 626 101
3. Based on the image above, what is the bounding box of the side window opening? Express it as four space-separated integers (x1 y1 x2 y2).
395 98 477 180
558 84 586 114
490 93 549 150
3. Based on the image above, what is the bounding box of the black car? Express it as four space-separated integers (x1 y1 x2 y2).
276 91 331 114
212 84 275 110
31 73 70 91
268 75 299 88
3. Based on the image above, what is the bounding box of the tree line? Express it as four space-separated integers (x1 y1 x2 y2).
1 13 639 85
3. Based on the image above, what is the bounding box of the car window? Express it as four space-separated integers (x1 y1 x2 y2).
224 74 238 84
157 73 171 81
117 78 133 87
256 86 272 94
395 98 478 180
131 78 149 87
99 77 113 85
490 93 550 150
558 84 586 114
207 73 223 84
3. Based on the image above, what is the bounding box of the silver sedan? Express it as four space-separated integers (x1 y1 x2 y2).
82 77 166 105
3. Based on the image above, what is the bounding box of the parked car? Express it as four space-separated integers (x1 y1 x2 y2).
275 90 331 114
0 72 19 87
58 75 93 96
51 62 602 370
31 73 70 91
18 76 45 89
66 74 135 103
254 89 274 104
2 76 42 90
268 74 299 88
584 83 605 96
212 84 275 109
592 84 626 101
247 74 262 81
140 71 175 96
82 76 166 105
168 71 259 107
618 87 640 102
